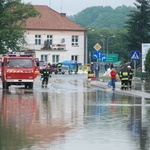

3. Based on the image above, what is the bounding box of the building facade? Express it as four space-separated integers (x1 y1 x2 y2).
24 5 86 65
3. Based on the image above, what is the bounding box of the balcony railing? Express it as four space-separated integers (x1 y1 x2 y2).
25 43 66 51
41 43 66 50
51 44 66 50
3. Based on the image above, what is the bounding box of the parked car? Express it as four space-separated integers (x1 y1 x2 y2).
50 64 58 74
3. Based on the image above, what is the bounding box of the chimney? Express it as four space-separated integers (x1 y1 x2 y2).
60 13 66 17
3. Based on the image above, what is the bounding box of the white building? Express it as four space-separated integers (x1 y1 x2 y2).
142 43 150 72
24 5 86 65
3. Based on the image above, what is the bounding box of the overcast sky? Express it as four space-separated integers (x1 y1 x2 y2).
23 0 136 15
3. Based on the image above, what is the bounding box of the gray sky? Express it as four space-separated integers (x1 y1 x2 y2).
23 0 136 15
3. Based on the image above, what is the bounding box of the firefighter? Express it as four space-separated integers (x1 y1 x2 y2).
119 66 129 90
127 65 134 90
74 61 78 74
57 62 62 73
41 65 51 87
90 62 94 73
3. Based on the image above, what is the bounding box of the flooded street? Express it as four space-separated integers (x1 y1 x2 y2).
0 74 150 150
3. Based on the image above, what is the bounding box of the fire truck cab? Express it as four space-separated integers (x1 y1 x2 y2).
1 54 39 89
0 57 2 77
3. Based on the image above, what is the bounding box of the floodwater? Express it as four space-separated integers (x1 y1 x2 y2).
0 75 150 150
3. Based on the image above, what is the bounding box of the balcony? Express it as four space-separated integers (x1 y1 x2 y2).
41 43 66 51
51 44 66 50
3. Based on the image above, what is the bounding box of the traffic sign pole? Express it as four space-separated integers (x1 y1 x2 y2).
134 60 136 77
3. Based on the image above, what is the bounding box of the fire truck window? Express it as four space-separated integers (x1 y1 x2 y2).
7 60 14 68
7 59 32 68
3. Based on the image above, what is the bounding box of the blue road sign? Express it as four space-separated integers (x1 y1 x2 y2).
131 51 140 60
101 54 106 61
93 51 102 59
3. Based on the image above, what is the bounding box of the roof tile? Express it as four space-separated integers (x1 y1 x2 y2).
26 5 85 31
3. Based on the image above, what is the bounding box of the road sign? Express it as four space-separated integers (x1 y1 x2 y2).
101 54 106 62
98 54 118 62
105 54 118 62
93 51 102 59
94 43 101 51
131 51 140 60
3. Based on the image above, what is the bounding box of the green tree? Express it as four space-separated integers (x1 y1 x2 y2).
125 0 150 52
69 6 135 29
87 28 129 63
145 49 150 73
0 0 40 54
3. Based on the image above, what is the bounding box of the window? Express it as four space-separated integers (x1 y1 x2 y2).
41 55 48 62
35 35 41 45
47 35 53 45
72 35 78 46
7 59 32 68
71 55 78 61
52 55 59 64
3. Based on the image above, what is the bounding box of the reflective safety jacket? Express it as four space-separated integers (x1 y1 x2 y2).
41 68 51 78
57 63 62 68
127 69 134 80
119 70 129 80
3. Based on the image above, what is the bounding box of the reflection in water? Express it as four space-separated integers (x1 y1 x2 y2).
134 81 150 93
0 90 37 149
1 84 150 149
83 90 150 150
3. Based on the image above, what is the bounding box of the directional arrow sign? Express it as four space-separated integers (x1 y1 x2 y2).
101 54 106 61
93 51 102 59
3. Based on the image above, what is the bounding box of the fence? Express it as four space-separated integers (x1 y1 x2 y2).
136 71 150 81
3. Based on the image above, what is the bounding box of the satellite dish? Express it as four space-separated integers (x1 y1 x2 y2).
61 38 65 43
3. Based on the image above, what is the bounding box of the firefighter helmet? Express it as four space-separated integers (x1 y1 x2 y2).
127 65 131 69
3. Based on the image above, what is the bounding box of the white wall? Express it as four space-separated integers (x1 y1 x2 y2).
24 30 85 64
142 43 150 72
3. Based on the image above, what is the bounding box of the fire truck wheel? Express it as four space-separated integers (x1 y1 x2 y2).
2 82 5 89
25 84 28 89
2 82 9 89
25 83 33 89
6 83 9 89
29 83 33 89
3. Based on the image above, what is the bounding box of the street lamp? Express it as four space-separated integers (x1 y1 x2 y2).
100 38 105 54
106 35 115 54
99 35 106 53
100 34 115 54
85 28 94 64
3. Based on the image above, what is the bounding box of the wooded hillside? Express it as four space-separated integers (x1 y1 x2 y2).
68 5 136 29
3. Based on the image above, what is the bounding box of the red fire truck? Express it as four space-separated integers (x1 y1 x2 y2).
0 57 2 77
1 54 39 89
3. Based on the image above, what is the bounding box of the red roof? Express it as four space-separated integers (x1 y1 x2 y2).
26 5 86 31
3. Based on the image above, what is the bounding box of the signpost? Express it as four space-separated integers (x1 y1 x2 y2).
131 51 140 77
93 51 102 59
92 43 119 73
97 54 118 62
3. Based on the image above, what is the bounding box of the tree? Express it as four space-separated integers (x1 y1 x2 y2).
69 6 135 29
0 0 40 54
87 28 129 63
125 0 150 52
144 49 150 73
